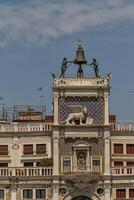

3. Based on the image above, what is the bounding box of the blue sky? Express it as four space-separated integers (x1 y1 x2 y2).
0 0 134 121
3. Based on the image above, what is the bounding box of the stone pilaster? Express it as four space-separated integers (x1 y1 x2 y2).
86 149 90 171
11 190 17 200
53 94 59 125
104 93 109 125
73 148 77 171
53 131 59 175
104 184 111 200
104 131 110 175
52 184 59 200
8 177 19 200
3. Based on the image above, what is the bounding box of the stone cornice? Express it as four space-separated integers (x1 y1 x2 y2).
0 131 52 137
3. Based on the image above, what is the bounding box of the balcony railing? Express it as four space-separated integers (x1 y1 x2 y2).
111 122 134 131
112 167 134 175
0 123 52 132
0 167 53 177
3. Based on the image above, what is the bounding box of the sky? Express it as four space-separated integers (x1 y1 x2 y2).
0 0 134 121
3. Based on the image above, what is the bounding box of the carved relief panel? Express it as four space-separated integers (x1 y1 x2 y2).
59 97 104 125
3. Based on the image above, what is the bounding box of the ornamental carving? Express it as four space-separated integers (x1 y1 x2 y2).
59 97 104 125
62 105 93 125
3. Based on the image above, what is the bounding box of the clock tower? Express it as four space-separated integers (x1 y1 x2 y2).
52 40 111 200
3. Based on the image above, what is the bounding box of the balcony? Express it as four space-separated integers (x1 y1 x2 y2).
0 167 53 177
0 123 52 132
112 167 134 176
111 122 134 131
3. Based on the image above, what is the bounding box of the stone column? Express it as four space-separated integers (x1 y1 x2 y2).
104 131 110 175
104 185 111 200
73 148 77 171
104 93 109 125
86 149 90 171
53 184 59 200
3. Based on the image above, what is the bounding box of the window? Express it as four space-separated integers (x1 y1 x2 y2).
36 189 46 199
23 189 33 199
93 160 100 166
36 144 46 155
0 163 8 167
116 189 126 198
24 162 33 167
63 157 71 173
0 145 8 155
127 162 134 166
129 189 134 198
36 162 41 167
0 190 4 199
114 161 123 166
23 145 33 155
127 144 134 154
114 144 123 154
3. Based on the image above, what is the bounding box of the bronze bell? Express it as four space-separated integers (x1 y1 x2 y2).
74 40 87 65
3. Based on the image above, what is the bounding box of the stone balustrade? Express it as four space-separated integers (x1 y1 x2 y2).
111 122 134 131
112 167 134 175
0 123 52 132
0 167 53 177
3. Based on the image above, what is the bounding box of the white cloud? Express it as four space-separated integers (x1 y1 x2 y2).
0 0 134 47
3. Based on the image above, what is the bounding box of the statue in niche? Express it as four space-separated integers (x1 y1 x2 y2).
77 151 86 170
90 58 100 77
62 105 93 125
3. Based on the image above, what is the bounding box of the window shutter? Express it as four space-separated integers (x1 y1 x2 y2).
36 144 46 154
129 189 134 198
114 161 123 166
114 144 123 154
23 145 33 155
116 189 126 198
0 145 8 155
127 144 134 154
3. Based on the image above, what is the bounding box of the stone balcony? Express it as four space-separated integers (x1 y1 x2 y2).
111 122 134 132
0 167 53 177
112 167 134 176
0 122 52 132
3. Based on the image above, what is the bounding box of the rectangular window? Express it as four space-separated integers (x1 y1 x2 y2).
36 144 46 154
0 145 8 155
127 162 134 166
0 190 4 199
114 144 123 154
36 162 41 167
36 189 46 199
24 162 33 167
63 157 71 173
129 189 134 198
93 160 100 166
23 189 33 199
0 163 8 167
127 144 134 154
114 161 123 166
116 189 126 198
23 145 33 155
